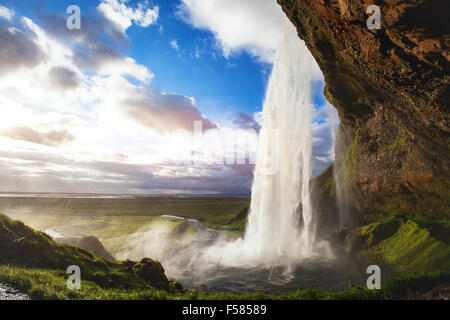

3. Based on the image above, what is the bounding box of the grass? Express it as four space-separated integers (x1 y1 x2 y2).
1 265 448 300
0 265 172 300
358 216 450 275
365 220 450 273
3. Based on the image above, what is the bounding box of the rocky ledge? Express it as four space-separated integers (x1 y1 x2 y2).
278 0 449 219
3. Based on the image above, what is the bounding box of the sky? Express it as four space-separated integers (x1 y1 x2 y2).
0 0 338 195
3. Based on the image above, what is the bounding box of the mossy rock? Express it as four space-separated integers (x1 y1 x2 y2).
358 216 401 248
132 258 170 291
361 219 450 274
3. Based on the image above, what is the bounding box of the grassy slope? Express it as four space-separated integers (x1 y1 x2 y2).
357 216 450 275
0 214 178 291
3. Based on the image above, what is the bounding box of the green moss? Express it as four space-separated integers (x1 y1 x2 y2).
358 215 401 248
362 220 450 274
359 222 381 235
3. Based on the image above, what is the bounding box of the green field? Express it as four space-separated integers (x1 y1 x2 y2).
0 196 250 258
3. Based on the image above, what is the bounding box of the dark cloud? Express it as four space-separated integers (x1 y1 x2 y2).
232 112 260 131
123 87 217 133
1 127 75 147
0 22 46 76
48 66 80 89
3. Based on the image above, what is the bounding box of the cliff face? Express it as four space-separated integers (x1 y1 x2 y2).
278 0 449 217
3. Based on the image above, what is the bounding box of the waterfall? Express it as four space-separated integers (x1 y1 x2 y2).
204 16 330 269
243 17 316 263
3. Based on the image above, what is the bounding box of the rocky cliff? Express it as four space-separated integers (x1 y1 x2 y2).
278 0 449 219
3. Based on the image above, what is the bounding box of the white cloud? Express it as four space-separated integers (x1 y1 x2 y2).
98 0 159 33
178 0 284 63
98 56 154 83
0 5 14 21
89 74 217 135
169 39 179 51
0 8 259 195
0 13 216 153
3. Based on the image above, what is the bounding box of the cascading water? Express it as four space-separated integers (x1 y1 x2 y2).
243 18 316 262
201 16 331 269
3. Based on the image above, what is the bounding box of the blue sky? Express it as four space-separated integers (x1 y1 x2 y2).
0 0 337 195
1 0 271 122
